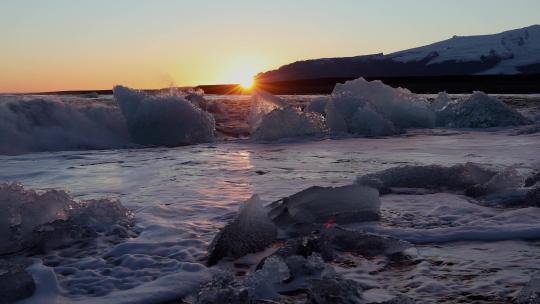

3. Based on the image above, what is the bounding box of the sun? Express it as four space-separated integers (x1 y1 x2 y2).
239 76 255 90
227 63 258 90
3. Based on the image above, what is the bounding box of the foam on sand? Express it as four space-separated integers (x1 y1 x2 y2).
355 193 540 244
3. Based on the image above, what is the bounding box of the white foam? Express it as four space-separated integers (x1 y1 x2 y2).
247 90 287 132
0 95 130 155
352 193 540 243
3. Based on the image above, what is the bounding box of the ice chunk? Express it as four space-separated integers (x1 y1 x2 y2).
268 185 380 232
327 227 413 257
436 91 530 128
247 90 287 131
0 183 74 254
331 77 435 130
198 256 290 303
242 256 290 300
0 183 131 254
305 97 329 115
195 273 249 304
307 276 365 304
524 186 540 207
207 195 277 265
251 107 326 141
431 91 451 111
325 100 348 133
525 170 540 188
349 104 398 136
113 85 215 146
0 260 36 303
356 163 497 193
465 168 525 197
265 228 411 262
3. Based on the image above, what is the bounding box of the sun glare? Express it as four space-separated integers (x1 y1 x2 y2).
227 63 259 90
239 76 255 90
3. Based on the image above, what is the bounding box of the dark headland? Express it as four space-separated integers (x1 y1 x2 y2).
32 74 540 96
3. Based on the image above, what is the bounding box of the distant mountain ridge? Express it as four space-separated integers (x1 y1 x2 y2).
257 25 540 82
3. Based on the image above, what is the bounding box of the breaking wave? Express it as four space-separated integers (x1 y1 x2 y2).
0 87 216 155
0 95 130 155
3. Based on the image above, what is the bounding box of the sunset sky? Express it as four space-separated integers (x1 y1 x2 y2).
1 0 539 92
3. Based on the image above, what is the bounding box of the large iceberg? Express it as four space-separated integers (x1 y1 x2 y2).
248 90 325 140
436 91 530 128
306 78 435 136
113 86 215 146
331 78 436 129
251 107 326 141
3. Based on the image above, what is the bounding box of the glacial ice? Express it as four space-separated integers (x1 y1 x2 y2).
113 86 215 146
436 91 530 128
268 185 380 233
327 227 413 257
465 167 525 197
356 163 497 193
0 183 131 255
265 227 412 264
0 260 36 303
207 195 277 265
251 107 326 141
248 90 326 140
305 77 437 136
431 91 451 111
349 104 398 136
247 90 287 131
0 95 130 155
198 254 332 303
304 97 328 115
330 77 436 130
307 276 365 304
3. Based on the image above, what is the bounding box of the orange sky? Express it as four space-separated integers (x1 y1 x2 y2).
1 1 539 93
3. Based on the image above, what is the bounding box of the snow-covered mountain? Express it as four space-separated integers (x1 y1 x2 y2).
257 25 540 82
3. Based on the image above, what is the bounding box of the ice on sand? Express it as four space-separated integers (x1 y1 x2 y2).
0 183 131 255
207 195 277 265
268 185 380 231
356 163 497 193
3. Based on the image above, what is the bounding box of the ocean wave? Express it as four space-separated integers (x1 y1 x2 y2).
0 95 130 155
